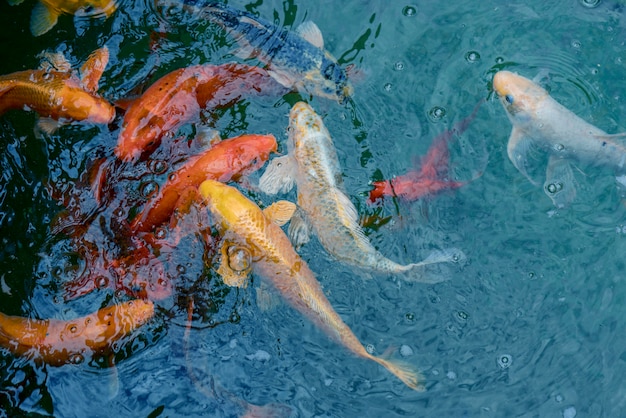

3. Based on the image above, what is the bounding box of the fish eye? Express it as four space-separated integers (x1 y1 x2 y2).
505 94 514 104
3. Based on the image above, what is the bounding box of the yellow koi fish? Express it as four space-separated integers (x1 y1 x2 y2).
0 300 154 366
198 179 422 391
259 102 463 281
0 46 114 134
7 0 118 37
493 70 626 207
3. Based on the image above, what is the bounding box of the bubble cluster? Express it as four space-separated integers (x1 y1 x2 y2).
545 182 564 194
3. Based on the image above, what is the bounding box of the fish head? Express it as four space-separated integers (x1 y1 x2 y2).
58 85 115 124
222 134 278 177
302 59 354 103
493 71 548 123
288 101 330 149
77 0 119 17
199 179 253 228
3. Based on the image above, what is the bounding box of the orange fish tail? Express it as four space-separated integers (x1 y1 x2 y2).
371 355 424 391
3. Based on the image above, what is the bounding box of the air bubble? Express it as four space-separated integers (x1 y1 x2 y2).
571 40 581 49
365 344 375 354
69 353 84 364
546 183 563 194
457 310 469 321
229 312 240 323
428 106 446 121
465 51 481 63
176 265 186 274
402 5 417 16
400 345 414 357
383 83 393 92
405 312 415 322
140 181 159 198
579 0 600 8
393 61 405 71
96 276 109 289
148 159 168 174
497 354 512 369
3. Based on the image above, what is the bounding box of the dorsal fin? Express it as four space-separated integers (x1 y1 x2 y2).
296 21 324 49
263 200 296 226
80 46 110 92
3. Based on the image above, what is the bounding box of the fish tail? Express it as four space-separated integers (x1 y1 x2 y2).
395 247 466 283
371 355 425 391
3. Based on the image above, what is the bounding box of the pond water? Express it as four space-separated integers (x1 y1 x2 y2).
1 0 626 417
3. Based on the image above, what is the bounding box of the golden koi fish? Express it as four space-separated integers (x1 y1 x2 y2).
494 70 626 207
0 300 154 366
7 0 118 37
199 179 422 391
259 102 463 281
0 46 115 133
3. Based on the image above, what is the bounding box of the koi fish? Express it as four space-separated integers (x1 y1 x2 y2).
115 63 285 162
130 133 278 233
178 1 353 103
7 0 118 37
259 102 462 281
198 179 422 390
369 101 483 202
0 46 114 133
493 70 626 208
0 300 154 366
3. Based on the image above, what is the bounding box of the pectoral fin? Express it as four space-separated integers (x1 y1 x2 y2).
296 21 325 49
215 239 252 288
543 156 576 208
266 68 298 90
258 155 296 194
507 128 540 186
287 208 310 249
80 47 110 92
30 1 59 36
263 200 296 226
35 117 62 136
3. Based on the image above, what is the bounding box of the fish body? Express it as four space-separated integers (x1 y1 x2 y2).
0 46 114 130
0 300 154 366
8 0 118 36
259 102 460 280
182 1 353 103
369 101 483 202
115 63 285 162
198 179 422 390
131 133 277 233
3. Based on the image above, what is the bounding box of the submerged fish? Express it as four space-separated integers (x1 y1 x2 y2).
115 63 285 162
198 179 422 390
493 70 626 207
369 101 483 202
0 300 154 366
130 133 278 233
0 46 114 133
7 0 118 37
178 1 353 103
259 102 462 281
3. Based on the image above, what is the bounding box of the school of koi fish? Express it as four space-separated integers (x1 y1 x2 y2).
3 0 626 416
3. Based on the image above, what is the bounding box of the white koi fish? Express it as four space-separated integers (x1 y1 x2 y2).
493 70 626 207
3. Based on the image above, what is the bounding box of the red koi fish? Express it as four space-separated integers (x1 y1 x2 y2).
0 300 154 366
115 63 286 162
130 133 277 233
0 47 114 133
369 101 483 202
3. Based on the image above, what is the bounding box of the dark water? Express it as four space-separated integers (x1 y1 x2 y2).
1 0 626 417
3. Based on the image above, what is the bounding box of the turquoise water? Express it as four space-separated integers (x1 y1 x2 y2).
1 0 626 416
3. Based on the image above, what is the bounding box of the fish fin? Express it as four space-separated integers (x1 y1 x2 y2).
266 68 297 89
263 200 297 226
400 247 467 283
30 1 59 36
255 280 281 312
296 21 324 49
287 208 311 249
215 239 252 288
36 117 62 135
7 0 25 5
80 46 110 92
194 126 222 148
372 353 425 391
258 155 296 194
37 51 72 72
507 127 541 186
543 156 577 208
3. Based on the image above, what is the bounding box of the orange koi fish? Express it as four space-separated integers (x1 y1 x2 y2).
0 46 114 133
115 63 286 162
130 133 277 233
369 101 483 202
7 0 118 37
0 300 154 366
199 179 423 391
